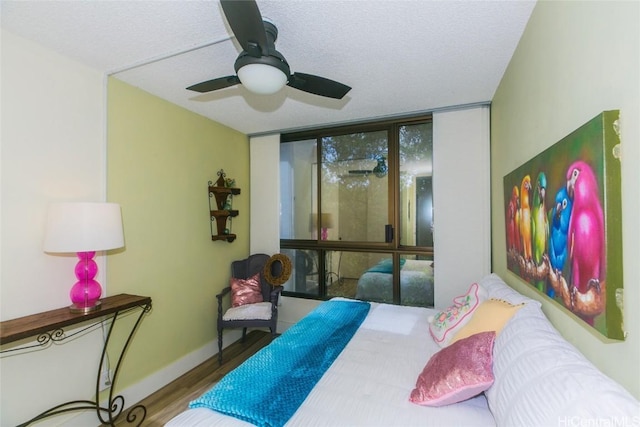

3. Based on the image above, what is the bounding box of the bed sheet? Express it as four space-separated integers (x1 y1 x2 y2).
166 302 495 427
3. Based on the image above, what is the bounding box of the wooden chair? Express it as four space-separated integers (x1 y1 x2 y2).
216 253 283 364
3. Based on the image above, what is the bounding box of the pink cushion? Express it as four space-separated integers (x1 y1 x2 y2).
410 331 496 407
230 273 263 307
429 282 486 347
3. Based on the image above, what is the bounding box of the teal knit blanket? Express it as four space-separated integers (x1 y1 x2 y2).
367 258 406 274
189 299 371 427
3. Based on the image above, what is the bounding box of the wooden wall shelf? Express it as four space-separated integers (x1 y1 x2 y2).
209 169 240 242
1 294 150 345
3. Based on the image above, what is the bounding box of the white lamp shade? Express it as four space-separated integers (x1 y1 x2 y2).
237 63 288 95
310 213 335 230
43 202 125 253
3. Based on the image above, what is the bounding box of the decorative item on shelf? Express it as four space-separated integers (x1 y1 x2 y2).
43 202 125 313
208 169 241 242
263 253 292 286
223 195 233 210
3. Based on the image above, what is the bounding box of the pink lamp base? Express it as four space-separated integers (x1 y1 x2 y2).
69 300 102 314
69 251 103 314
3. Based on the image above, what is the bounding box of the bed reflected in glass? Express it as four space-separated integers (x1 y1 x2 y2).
281 249 433 307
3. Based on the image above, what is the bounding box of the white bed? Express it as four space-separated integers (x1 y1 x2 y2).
166 301 495 427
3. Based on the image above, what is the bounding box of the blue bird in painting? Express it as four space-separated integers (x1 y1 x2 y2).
548 186 573 297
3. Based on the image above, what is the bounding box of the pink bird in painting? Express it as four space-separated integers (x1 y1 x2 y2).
566 161 605 294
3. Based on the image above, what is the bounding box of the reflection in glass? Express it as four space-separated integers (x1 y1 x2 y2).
281 248 320 296
320 131 389 243
279 115 434 305
325 251 387 300
280 140 316 240
399 123 433 247
350 253 434 307
398 254 434 307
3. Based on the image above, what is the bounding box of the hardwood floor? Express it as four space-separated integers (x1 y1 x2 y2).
112 330 273 426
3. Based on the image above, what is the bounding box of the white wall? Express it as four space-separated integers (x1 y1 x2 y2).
1 29 108 425
249 134 281 255
250 134 317 331
432 106 491 306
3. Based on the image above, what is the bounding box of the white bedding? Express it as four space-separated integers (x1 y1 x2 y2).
166 302 496 427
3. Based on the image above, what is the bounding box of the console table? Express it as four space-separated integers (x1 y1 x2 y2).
0 294 152 426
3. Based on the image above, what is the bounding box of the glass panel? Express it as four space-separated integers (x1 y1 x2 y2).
399 123 433 247
319 131 389 243
399 254 434 307
281 248 320 296
329 251 392 301
285 250 435 306
325 250 348 298
279 140 316 240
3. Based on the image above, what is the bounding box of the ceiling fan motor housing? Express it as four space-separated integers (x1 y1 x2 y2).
233 50 291 78
233 21 291 78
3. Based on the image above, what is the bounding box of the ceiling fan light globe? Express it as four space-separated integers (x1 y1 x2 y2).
237 63 288 95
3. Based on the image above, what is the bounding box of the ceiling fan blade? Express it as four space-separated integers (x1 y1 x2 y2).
288 73 352 99
220 0 268 57
186 75 241 93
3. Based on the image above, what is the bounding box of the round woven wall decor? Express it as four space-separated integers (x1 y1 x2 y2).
263 253 292 286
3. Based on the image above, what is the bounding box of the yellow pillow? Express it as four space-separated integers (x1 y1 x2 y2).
450 298 523 345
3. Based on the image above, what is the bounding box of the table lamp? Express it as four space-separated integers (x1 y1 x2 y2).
310 213 335 240
43 202 124 313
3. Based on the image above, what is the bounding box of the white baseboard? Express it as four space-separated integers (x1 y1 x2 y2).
60 330 244 426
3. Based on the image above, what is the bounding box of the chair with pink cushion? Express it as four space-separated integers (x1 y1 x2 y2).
216 253 283 364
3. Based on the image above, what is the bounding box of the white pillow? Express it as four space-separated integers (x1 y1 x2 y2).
477 273 540 307
485 287 639 425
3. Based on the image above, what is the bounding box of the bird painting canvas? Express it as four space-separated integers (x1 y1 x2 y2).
503 110 624 340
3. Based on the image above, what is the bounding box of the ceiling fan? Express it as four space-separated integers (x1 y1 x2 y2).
348 156 388 178
186 0 352 99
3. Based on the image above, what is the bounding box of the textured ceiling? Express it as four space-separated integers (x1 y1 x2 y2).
1 0 536 135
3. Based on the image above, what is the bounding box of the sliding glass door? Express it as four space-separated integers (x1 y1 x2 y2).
280 116 433 306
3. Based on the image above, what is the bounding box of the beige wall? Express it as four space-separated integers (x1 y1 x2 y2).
491 0 639 398
106 78 250 393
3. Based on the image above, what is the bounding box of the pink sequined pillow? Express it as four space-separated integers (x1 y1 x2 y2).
230 273 263 307
410 331 496 407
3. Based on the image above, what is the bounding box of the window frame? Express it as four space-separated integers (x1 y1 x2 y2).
280 114 433 304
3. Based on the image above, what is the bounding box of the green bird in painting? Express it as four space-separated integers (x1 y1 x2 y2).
531 172 549 292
